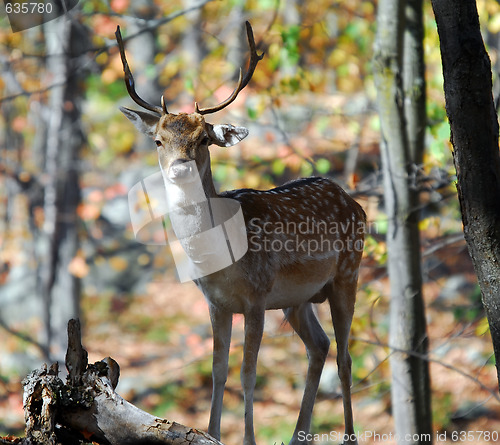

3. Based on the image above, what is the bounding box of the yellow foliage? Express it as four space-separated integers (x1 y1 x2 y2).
243 172 264 189
96 51 108 65
419 217 431 231
329 48 348 67
476 317 491 336
109 256 129 272
488 13 500 33
137 253 151 266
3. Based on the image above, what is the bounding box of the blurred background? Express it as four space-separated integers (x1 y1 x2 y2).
1 0 500 443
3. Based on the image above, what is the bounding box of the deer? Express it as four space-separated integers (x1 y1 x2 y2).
116 22 365 445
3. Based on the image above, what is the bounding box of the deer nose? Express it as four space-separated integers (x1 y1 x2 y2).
168 159 195 183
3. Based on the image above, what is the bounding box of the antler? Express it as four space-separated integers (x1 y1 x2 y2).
195 21 264 115
115 26 168 115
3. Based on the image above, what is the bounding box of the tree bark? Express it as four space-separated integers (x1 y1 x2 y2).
40 12 88 362
16 319 225 445
403 0 426 167
402 0 433 436
431 0 500 388
373 0 432 442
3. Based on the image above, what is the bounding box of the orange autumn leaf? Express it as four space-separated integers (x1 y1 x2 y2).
77 203 101 221
104 183 127 200
111 0 129 13
68 255 89 278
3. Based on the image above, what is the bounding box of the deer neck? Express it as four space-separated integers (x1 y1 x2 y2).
161 161 218 240
200 164 218 200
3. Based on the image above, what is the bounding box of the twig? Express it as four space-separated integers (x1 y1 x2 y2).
351 335 500 403
0 316 49 359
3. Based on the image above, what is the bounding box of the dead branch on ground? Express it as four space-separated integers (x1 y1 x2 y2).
3 319 223 445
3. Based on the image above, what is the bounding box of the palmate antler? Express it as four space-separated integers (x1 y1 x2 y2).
115 22 263 116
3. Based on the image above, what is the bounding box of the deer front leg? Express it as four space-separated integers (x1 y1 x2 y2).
208 305 233 440
241 305 265 445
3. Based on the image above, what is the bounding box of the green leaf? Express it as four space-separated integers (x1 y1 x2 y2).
272 159 286 176
316 158 331 174
213 164 228 183
184 77 194 95
281 25 301 67
300 161 313 177
256 0 277 10
247 106 258 120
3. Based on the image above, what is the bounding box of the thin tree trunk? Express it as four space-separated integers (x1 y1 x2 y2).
403 0 426 167
41 16 71 360
431 0 500 388
373 0 432 442
40 14 87 362
402 0 432 435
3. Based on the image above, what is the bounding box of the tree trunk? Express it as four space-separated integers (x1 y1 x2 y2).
40 14 88 362
402 0 433 435
403 0 426 167
431 0 500 388
373 0 432 442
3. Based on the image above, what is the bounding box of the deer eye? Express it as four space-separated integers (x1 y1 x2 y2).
155 140 162 147
201 136 209 146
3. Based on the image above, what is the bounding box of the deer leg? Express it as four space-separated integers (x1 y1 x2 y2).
329 281 357 445
241 305 265 445
285 303 330 445
207 305 233 440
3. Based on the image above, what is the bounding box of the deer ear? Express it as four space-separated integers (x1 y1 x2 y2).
120 107 160 139
207 123 249 147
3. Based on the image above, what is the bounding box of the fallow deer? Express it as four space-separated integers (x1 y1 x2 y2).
116 22 365 445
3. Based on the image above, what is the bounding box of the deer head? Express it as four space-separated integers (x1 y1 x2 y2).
116 22 263 189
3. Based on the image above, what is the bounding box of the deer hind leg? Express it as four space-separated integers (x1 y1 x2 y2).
207 305 233 440
284 302 331 445
328 279 358 445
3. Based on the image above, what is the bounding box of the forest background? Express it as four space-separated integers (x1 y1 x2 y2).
1 0 500 443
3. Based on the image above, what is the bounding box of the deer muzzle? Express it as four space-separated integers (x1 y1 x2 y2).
167 159 197 184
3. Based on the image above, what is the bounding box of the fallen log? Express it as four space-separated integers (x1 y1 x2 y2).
8 319 224 445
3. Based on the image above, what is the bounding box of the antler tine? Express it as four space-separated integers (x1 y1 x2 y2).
115 26 165 115
161 95 168 114
196 21 264 115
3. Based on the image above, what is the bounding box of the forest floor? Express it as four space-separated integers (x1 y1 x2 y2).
1 234 499 444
